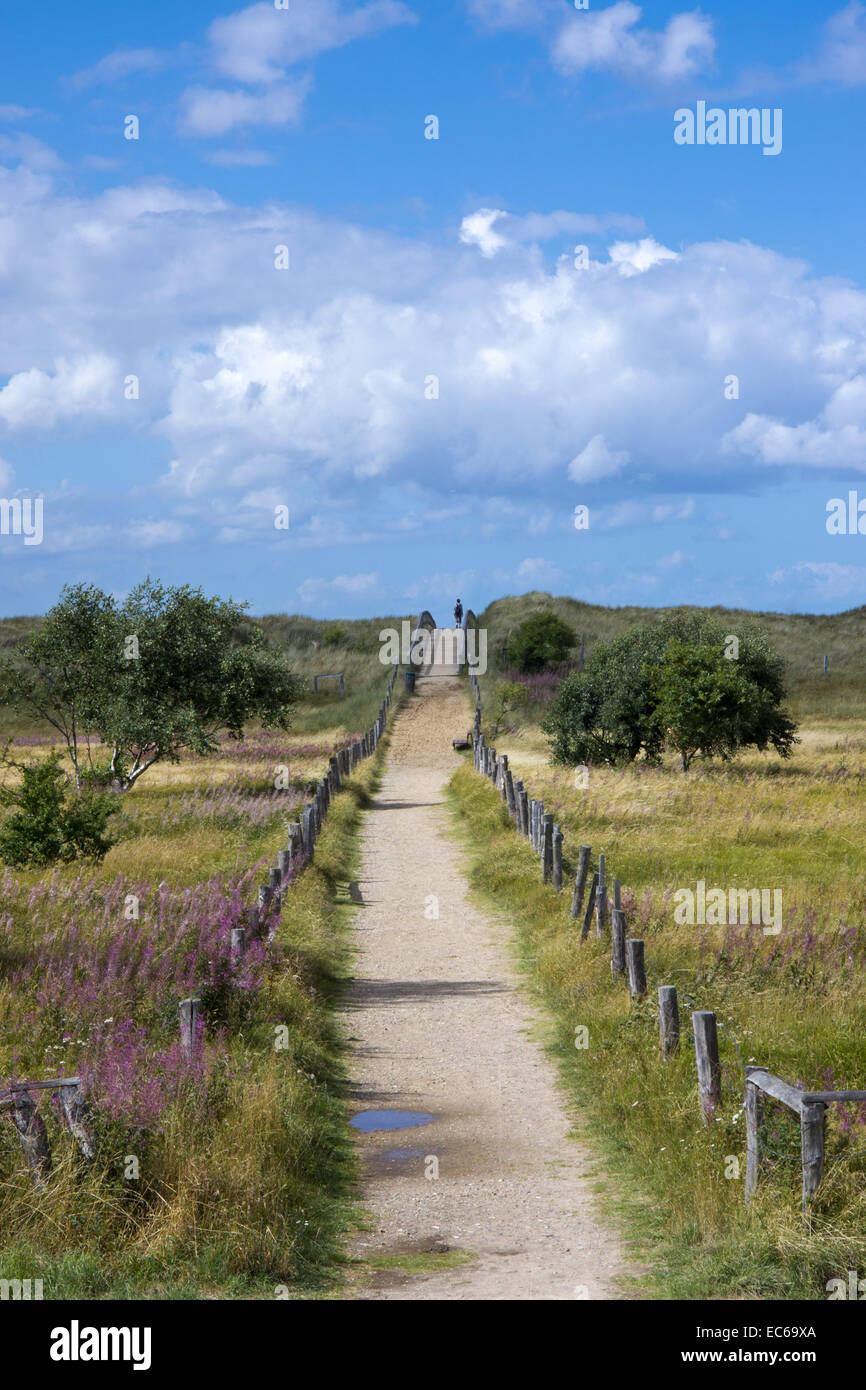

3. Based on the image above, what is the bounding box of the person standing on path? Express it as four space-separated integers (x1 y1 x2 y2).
453 598 463 627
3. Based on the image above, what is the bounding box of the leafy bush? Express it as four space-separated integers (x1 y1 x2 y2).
321 625 345 646
0 751 120 865
505 611 576 673
543 614 798 770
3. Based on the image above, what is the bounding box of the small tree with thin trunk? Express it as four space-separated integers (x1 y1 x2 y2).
0 579 303 791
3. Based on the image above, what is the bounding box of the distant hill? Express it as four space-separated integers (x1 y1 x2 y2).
476 592 866 718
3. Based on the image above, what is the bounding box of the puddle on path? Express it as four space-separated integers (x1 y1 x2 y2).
383 1146 427 1163
350 1109 434 1133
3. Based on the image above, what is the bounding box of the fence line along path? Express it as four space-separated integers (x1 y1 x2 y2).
340 632 635 1300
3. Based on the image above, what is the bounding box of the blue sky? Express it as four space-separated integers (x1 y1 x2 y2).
2 0 866 618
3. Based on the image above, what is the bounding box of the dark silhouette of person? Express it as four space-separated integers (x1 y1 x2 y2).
454 598 464 627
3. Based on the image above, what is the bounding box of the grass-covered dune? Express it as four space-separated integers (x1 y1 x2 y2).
477 591 866 718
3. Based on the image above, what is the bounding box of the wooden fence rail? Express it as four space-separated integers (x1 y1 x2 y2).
744 1067 866 1209
312 673 345 695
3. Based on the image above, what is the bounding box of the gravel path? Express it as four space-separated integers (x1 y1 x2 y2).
341 661 636 1300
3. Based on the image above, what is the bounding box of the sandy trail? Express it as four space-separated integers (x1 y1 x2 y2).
341 656 635 1300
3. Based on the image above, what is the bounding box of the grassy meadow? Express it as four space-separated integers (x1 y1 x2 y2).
3 591 865 1301
0 612 406 1299
451 594 866 1299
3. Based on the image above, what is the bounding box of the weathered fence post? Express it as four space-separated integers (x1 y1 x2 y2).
613 879 622 911
9 1089 52 1186
610 907 626 977
230 926 246 964
580 872 598 942
658 985 680 1056
277 849 291 881
552 825 563 891
519 788 529 837
288 820 303 864
505 769 516 817
569 846 591 921
744 1074 762 1202
302 805 315 856
258 883 273 919
595 852 607 938
59 1083 96 1162
801 1101 826 1209
625 938 647 998
179 997 201 1059
692 1010 722 1123
542 815 554 883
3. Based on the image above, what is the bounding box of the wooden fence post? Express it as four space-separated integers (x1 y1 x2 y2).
277 849 291 879
505 769 516 817
595 852 607 938
625 939 647 998
610 908 626 977
552 825 563 892
519 788 529 837
542 815 554 883
692 1010 722 1123
9 1089 52 1186
801 1102 825 1209
59 1083 96 1162
744 1076 762 1202
569 846 591 921
179 998 201 1058
302 805 315 856
658 985 680 1056
580 872 598 942
230 926 246 963
613 879 622 911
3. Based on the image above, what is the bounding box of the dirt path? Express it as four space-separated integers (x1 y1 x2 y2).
341 653 636 1300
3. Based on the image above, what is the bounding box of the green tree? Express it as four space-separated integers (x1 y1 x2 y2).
651 637 797 771
0 580 303 791
506 611 576 674
542 625 666 766
543 613 797 771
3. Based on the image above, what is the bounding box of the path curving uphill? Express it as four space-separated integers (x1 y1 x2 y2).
341 643 636 1300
